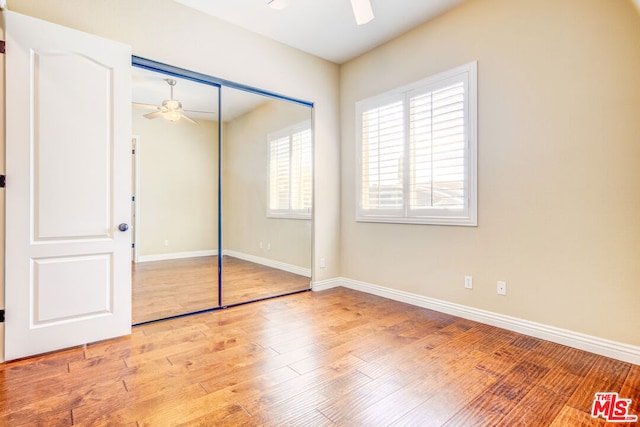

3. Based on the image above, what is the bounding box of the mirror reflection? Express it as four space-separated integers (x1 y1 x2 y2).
221 86 312 306
131 67 220 324
130 63 313 324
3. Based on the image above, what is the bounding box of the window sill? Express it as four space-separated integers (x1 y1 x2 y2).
356 214 477 227
267 213 312 220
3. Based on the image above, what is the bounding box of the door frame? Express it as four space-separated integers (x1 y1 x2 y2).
132 135 140 264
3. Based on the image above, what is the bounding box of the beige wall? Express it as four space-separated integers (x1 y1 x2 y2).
133 108 218 258
340 0 640 346
223 97 312 269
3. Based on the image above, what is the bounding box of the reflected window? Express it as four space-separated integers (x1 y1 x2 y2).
267 120 312 219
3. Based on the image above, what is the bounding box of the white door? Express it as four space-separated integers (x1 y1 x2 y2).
4 11 132 360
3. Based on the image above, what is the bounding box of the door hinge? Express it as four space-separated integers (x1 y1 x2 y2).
0 309 5 323
0 41 5 54
0 175 5 188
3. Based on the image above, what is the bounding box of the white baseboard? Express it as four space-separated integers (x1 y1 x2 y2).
311 278 344 292
137 250 218 263
312 277 640 365
223 250 311 278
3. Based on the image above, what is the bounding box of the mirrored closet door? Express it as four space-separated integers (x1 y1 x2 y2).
220 86 313 306
130 65 221 324
130 58 313 324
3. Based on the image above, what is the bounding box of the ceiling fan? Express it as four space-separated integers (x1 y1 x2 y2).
267 0 374 25
133 79 198 124
349 0 375 25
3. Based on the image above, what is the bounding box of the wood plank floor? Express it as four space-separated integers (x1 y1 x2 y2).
132 256 310 324
1 287 638 426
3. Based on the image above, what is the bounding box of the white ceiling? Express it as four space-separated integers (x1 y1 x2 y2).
174 0 467 64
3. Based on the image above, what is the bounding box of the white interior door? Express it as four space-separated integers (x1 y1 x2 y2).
4 11 132 360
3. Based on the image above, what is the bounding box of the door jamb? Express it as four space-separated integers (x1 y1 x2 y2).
132 135 140 264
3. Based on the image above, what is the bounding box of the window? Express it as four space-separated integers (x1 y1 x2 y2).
268 120 312 219
356 62 477 226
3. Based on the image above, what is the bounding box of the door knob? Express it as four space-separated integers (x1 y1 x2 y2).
118 223 129 232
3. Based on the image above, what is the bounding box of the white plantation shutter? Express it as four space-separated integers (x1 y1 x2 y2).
268 121 312 218
269 135 290 211
361 99 404 212
357 62 477 226
409 82 466 212
291 128 312 211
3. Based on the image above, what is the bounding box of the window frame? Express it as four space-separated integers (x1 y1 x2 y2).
355 61 477 226
267 119 313 220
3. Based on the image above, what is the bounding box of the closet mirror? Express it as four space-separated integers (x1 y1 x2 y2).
131 66 220 324
221 86 313 306
130 58 313 324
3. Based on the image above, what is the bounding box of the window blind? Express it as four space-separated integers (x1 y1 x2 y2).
409 82 466 211
361 100 404 211
356 61 477 226
268 122 312 218
290 128 313 212
269 135 291 211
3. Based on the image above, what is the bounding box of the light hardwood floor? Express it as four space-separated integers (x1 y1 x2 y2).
1 287 638 426
132 256 310 324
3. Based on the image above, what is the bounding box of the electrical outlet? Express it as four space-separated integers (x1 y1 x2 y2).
464 276 473 289
320 257 326 268
259 241 263 249
163 240 169 246
497 281 507 295
267 243 271 251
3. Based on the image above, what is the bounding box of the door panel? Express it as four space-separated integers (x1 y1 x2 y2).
33 255 112 325
34 52 113 240
5 11 132 360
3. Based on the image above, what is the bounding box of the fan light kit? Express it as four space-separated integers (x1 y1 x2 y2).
133 79 197 124
350 0 374 25
268 0 374 25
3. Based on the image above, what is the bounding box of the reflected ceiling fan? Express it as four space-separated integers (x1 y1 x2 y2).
267 0 374 25
133 79 198 124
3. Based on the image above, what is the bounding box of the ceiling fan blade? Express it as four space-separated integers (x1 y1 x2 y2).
133 102 160 110
351 0 374 25
184 109 216 114
267 0 292 10
181 113 198 124
143 111 164 119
